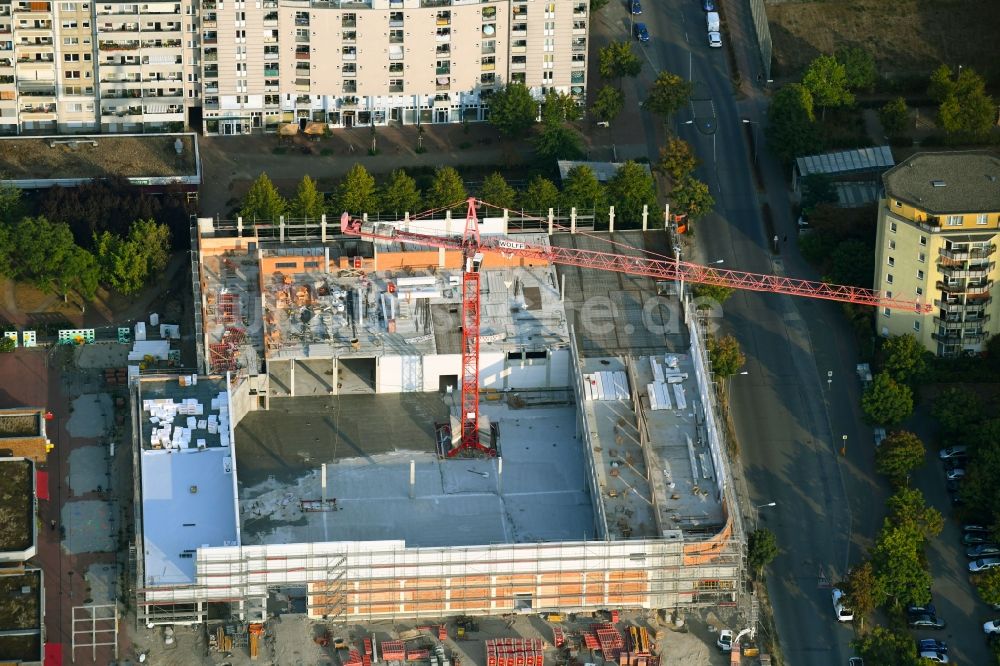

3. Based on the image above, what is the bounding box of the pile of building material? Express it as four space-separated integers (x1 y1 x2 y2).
583 371 629 401
647 356 689 411
144 390 229 450
485 639 544 666
380 640 405 661
583 623 624 661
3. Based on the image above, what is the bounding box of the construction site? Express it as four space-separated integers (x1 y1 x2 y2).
129 204 753 663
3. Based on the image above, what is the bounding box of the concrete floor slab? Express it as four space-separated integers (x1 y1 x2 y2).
62 500 115 554
84 563 117 604
67 445 109 497
66 393 112 439
74 344 130 369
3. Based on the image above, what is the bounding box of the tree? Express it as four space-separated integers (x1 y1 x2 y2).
561 165 606 212
886 487 943 541
289 175 325 220
706 334 745 377
240 173 286 223
488 82 536 139
540 90 581 126
852 626 919 666
927 64 955 104
879 97 909 137
962 436 1000 515
0 337 14 353
747 528 778 579
4 216 99 299
425 166 468 210
606 161 656 228
670 176 715 220
801 54 854 119
591 85 625 124
692 284 734 305
835 46 877 92
975 567 1000 607
861 371 913 426
479 172 517 210
0 182 24 226
880 334 928 384
520 175 561 214
379 169 423 216
598 41 641 85
642 70 693 122
843 561 883 630
827 239 874 288
931 387 983 437
765 83 822 163
936 67 995 139
94 220 171 296
872 519 933 609
534 123 585 161
129 219 171 276
875 431 926 486
655 137 698 181
335 164 379 215
799 174 837 214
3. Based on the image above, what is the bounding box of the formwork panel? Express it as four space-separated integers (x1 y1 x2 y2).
584 572 605 605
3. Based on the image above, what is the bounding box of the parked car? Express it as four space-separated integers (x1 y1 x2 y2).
971 557 1000 573
907 603 937 616
848 659 863 666
940 445 967 460
716 629 733 652
946 468 966 480
633 22 649 42
984 619 1000 634
919 651 949 664
702 0 716 10
707 32 722 48
964 532 991 545
964 524 990 533
630 0 642 14
946 479 961 494
917 639 948 653
873 428 887 447
832 588 853 622
967 543 1000 558
908 614 946 629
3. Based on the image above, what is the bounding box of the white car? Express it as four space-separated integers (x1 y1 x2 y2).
969 557 1000 573
984 619 1000 634
708 31 722 48
940 445 967 459
946 468 966 480
716 629 733 651
832 588 853 622
919 651 949 664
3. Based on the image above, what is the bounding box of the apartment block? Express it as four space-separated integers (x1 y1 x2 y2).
1 0 588 135
873 152 1000 356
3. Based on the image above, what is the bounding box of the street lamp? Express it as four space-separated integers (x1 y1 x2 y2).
710 259 724 265
742 119 758 165
683 119 716 163
841 435 848 457
754 501 776 529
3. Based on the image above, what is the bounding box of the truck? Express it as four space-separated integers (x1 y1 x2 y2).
706 11 720 32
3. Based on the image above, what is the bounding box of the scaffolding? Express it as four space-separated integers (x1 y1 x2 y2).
209 327 247 374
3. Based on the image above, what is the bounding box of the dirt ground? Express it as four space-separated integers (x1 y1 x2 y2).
0 135 197 180
767 0 1000 82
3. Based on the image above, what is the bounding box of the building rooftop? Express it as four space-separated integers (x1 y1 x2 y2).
0 410 41 439
0 459 33 555
0 569 43 665
883 151 1000 214
795 145 894 179
557 160 653 183
235 394 597 547
0 133 200 187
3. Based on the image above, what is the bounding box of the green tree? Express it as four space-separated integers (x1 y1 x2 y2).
5 216 98 299
852 626 919 666
886 487 943 541
872 520 933 609
974 567 1000 607
835 46 877 92
336 164 379 215
598 41 641 85
519 175 561 214
606 160 656 228
927 63 955 104
642 70 694 122
534 123 585 161
425 166 468 210
479 172 517 210
561 165 606 212
747 528 778 579
670 176 715 220
0 337 14 353
843 561 884 630
379 169 423 216
93 220 170 296
591 85 625 124
129 219 172 276
931 387 983 437
540 90 581 125
827 238 875 288
958 435 1000 514
879 97 909 137
936 67 996 139
706 334 745 378
766 84 822 163
861 371 913 426
0 182 24 226
289 175 326 220
800 173 837 213
655 137 698 181
802 54 854 119
880 334 928 384
875 431 926 486
240 172 286 223
692 283 734 305
590 0 609 9
488 82 537 139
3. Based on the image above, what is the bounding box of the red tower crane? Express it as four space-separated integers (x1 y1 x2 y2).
341 199 930 457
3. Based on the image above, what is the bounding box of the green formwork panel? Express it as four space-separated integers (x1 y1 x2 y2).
57 329 96 345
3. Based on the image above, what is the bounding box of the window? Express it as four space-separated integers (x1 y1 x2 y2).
919 235 927 246
342 63 355 73
343 30 356 42
389 29 403 43
946 215 963 226
977 213 989 225
913 321 921 332
917 269 924 280
916 287 923 296
388 78 403 92
64 37 79 45
388 62 402 73
894 200 902 208
342 12 356 27
918 252 925 263
890 222 897 233
883 308 891 317
886 274 893 284
887 257 895 267
64 53 80 61
888 240 896 250
65 70 80 79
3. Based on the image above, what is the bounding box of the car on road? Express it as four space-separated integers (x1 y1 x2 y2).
707 32 722 48
633 22 649 42
908 614 946 629
919 651 949 663
940 445 967 460
701 0 716 10
832 588 853 622
967 544 1000 558
970 557 1000 573
946 467 966 480
918 639 948 653
716 629 733 651
984 619 1000 634
630 0 642 14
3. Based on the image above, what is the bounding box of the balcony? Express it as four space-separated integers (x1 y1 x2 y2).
572 38 587 52
480 61 494 72
481 42 495 55
573 3 587 15
101 23 139 33
19 103 55 113
203 52 217 62
16 54 53 64
202 33 217 44
571 70 584 84
101 89 141 99
295 35 310 43
100 40 140 51
141 39 181 48
16 37 53 47
420 0 451 7
265 67 279 77
435 65 450 76
202 15 217 28
435 76 449 91
940 263 995 280
203 66 218 78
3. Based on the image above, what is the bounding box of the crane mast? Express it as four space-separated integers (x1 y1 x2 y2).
341 199 931 458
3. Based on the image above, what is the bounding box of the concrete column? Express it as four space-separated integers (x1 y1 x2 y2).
279 215 285 242
289 359 295 397
331 358 337 395
570 207 577 234
664 204 670 230
324 247 330 273
363 212 368 224
560 273 565 302
547 208 554 235
438 247 446 267
609 206 615 233
409 459 415 499
320 213 327 243
237 216 243 237
642 204 648 231
503 208 509 235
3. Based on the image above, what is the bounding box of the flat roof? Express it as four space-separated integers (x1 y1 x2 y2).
795 145 894 178
139 376 231 451
0 569 42 664
0 409 41 438
883 151 1000 214
0 459 33 554
0 133 199 186
235 394 596 547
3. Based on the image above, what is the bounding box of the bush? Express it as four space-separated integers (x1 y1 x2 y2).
0 337 14 353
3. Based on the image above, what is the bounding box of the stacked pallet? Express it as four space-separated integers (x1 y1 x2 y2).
381 640 406 661
582 632 600 650
344 649 364 666
616 653 660 666
406 649 430 661
626 626 651 655
439 625 448 640
485 638 544 666
592 623 625 660
552 627 565 648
